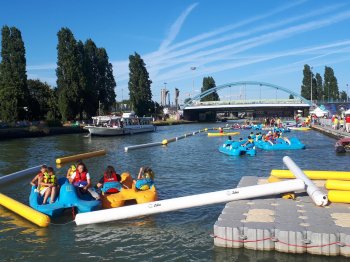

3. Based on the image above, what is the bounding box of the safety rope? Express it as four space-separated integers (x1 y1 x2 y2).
72 207 76 220
49 220 75 226
211 234 350 248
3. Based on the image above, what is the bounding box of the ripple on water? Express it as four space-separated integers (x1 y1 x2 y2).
0 123 346 261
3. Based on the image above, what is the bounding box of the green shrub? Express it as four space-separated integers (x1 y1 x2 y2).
46 120 62 127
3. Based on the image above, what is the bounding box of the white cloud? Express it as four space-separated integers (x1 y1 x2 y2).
158 3 198 51
25 1 350 101
27 63 56 70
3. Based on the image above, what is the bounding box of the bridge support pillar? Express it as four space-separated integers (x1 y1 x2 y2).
183 110 216 122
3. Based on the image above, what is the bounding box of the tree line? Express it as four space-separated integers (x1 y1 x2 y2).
301 64 348 102
0 25 221 123
0 26 117 123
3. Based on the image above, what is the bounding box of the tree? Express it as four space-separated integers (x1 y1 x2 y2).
289 94 294 99
340 91 348 101
315 73 323 101
200 76 219 102
0 26 28 122
46 87 60 121
82 39 99 117
300 64 312 100
312 77 317 101
96 47 116 113
324 66 339 101
128 52 153 116
27 79 55 120
56 28 85 121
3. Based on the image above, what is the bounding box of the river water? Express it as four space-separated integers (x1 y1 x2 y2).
0 123 349 261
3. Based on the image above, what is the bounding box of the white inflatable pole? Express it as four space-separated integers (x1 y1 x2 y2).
75 179 305 226
0 165 43 185
125 130 202 152
124 142 164 152
283 156 328 206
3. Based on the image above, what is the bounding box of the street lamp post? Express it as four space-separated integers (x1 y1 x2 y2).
347 84 349 102
190 67 197 97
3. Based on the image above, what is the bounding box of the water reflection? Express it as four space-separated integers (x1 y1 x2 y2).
0 206 48 239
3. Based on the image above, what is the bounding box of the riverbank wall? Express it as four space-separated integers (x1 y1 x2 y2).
0 126 87 140
153 120 197 126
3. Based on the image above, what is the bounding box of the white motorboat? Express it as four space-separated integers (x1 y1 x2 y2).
84 112 156 136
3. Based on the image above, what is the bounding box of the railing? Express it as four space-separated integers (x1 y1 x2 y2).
313 99 350 104
318 118 332 127
189 99 306 106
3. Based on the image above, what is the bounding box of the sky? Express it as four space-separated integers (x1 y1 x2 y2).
1 0 350 103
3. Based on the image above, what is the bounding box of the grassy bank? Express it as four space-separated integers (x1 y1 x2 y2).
0 126 87 140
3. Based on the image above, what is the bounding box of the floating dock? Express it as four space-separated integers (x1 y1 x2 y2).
214 176 350 257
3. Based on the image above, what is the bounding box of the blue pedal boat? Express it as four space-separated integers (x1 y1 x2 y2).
29 178 101 217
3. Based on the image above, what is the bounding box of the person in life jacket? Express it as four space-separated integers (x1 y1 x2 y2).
224 135 233 147
255 132 262 141
30 165 48 187
38 167 57 204
69 162 100 200
96 166 123 194
241 136 255 149
66 160 82 179
249 132 256 139
135 167 155 191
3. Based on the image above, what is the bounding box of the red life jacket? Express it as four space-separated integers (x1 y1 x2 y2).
102 172 121 193
73 171 88 183
103 172 119 183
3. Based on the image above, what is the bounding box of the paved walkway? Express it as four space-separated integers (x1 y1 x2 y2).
311 124 350 139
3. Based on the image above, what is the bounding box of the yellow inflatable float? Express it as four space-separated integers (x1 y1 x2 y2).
267 176 295 199
328 190 350 203
207 132 240 137
101 173 157 209
288 127 311 131
0 193 50 227
56 149 106 164
325 180 350 190
270 170 350 180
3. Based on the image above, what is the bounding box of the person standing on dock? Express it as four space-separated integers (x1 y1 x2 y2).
346 113 350 133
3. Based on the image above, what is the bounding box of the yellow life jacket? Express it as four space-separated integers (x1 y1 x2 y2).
39 172 57 191
68 165 76 177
